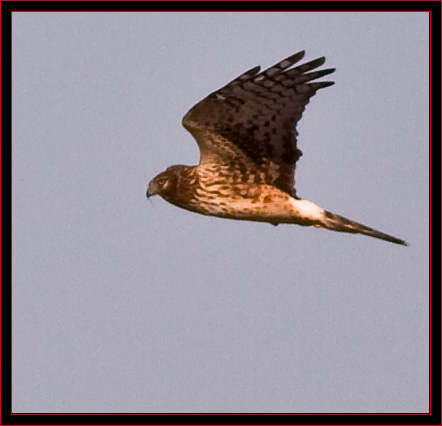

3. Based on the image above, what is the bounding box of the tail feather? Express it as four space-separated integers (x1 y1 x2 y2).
320 210 408 246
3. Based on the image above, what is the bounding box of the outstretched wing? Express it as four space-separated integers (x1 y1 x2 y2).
182 51 335 197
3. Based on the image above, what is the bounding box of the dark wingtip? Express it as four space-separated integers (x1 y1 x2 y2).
287 50 306 63
311 81 335 90
314 56 326 66
320 68 336 76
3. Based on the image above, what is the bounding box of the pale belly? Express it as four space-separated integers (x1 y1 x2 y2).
180 183 325 225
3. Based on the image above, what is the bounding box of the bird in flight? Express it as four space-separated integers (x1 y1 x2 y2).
146 51 407 246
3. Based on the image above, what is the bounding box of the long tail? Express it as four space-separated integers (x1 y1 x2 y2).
319 210 408 246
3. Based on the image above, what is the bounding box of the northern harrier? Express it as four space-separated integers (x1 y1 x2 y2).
146 51 407 246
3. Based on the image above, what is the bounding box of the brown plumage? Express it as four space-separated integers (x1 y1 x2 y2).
146 51 407 246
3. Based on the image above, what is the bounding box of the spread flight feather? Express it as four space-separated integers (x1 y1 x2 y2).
147 51 407 246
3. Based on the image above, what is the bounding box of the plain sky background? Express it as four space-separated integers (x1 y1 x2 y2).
12 12 429 413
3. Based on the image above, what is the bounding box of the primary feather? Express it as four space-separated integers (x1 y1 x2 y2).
147 51 407 246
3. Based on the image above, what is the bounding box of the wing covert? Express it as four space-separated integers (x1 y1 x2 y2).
182 51 335 197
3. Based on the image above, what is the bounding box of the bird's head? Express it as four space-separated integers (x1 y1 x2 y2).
146 165 188 200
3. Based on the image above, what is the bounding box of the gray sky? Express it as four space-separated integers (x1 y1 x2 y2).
12 12 429 413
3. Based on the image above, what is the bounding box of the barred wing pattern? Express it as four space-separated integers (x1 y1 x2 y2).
182 51 335 197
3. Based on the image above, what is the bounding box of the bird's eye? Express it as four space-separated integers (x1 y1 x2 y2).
157 177 168 187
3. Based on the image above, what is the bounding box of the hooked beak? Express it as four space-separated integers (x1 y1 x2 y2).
146 179 160 199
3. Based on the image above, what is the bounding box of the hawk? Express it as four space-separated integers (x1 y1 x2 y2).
146 51 407 246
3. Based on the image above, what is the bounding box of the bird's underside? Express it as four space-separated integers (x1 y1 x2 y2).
146 51 407 246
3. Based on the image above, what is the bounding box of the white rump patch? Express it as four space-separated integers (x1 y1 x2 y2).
290 198 325 220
